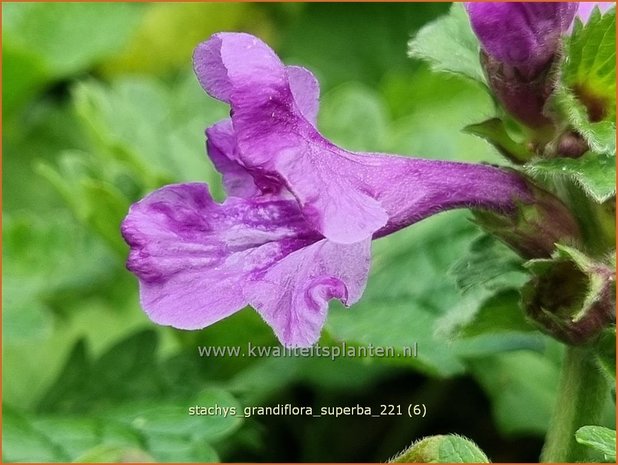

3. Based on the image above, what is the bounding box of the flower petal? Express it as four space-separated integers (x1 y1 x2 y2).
247 238 371 347
205 120 258 198
287 65 320 126
121 183 319 330
193 32 286 104
196 33 388 244
348 153 533 237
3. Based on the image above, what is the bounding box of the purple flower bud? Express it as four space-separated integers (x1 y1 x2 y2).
466 2 577 79
121 33 572 347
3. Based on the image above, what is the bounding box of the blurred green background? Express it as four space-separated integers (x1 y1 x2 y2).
3 3 612 462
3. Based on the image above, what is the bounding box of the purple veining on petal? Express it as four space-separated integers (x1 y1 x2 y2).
121 183 370 346
122 183 317 329
465 2 577 78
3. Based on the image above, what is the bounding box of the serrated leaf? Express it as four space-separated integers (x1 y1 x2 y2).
392 434 489 463
549 87 616 156
408 3 485 84
563 8 616 113
29 332 242 462
71 76 227 191
103 388 240 462
552 8 616 156
450 235 528 294
36 340 92 414
463 118 534 164
457 290 535 338
575 425 616 461
446 236 539 356
524 152 616 203
447 290 543 359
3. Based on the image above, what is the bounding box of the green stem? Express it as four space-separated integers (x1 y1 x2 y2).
540 346 609 462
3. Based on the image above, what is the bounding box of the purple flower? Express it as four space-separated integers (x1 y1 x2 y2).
122 33 535 347
466 2 577 79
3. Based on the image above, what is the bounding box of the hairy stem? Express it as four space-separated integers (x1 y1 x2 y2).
540 346 609 462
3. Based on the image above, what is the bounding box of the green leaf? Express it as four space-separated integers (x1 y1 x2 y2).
444 236 540 356
551 8 616 156
29 332 242 462
73 445 153 463
360 68 499 163
144 433 219 463
391 434 489 463
3 3 143 75
36 340 92 414
549 88 616 156
110 388 241 440
463 118 534 164
450 235 528 294
104 388 240 462
327 214 479 377
2 214 117 345
38 331 165 413
575 425 616 461
32 417 141 461
2 47 48 115
524 152 616 203
457 291 536 339
446 288 543 359
2 290 52 343
2 3 143 115
2 407 66 462
319 83 389 152
563 8 616 117
72 76 227 190
408 3 485 84
469 349 562 435
281 3 449 89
